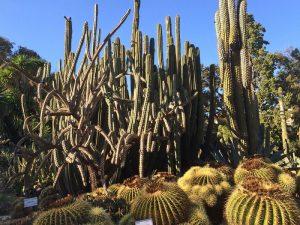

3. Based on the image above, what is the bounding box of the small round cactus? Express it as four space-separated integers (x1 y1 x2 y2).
225 176 300 225
185 203 212 225
205 162 234 183
33 200 91 225
118 213 135 225
39 185 60 209
234 158 281 184
277 172 296 194
88 207 114 225
131 181 190 225
178 167 231 207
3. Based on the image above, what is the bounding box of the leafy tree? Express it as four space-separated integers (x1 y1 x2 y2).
0 37 44 142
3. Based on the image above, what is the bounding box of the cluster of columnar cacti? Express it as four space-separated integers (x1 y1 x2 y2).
225 176 300 225
130 180 191 225
215 0 261 161
178 166 231 207
33 200 91 225
12 0 205 195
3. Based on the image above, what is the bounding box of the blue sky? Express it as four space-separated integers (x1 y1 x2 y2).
1 0 300 69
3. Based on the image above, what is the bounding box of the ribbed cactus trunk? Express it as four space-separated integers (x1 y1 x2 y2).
215 0 260 161
278 87 290 155
204 65 216 149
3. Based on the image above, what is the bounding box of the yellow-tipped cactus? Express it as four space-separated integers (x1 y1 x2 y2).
278 172 296 194
178 167 231 207
131 181 190 225
33 200 91 225
185 203 212 225
118 213 135 225
225 176 300 225
88 207 114 225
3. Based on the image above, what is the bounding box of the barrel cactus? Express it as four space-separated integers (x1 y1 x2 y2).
205 162 234 183
118 213 135 225
234 158 281 184
88 207 114 225
277 172 296 194
39 185 61 209
33 200 91 225
108 183 122 196
184 203 212 225
131 181 190 225
225 176 300 225
178 166 231 207
297 170 300 195
152 172 177 183
117 176 148 203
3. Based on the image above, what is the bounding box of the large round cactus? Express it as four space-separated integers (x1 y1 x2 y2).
234 158 281 184
296 170 300 195
117 176 148 203
225 176 300 225
33 200 91 225
131 181 190 225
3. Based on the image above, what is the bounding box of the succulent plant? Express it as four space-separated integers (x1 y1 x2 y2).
234 158 281 184
88 207 114 225
39 186 61 209
33 200 91 225
151 172 177 183
81 188 129 223
296 170 300 195
131 181 190 225
225 176 300 225
118 213 135 225
10 197 32 219
178 166 231 207
184 203 212 225
117 176 148 203
277 172 296 194
108 184 122 196
205 162 234 183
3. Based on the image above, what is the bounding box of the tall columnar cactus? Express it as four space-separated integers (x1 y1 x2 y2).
215 0 261 162
131 181 190 225
225 177 300 225
278 87 291 157
33 200 91 225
